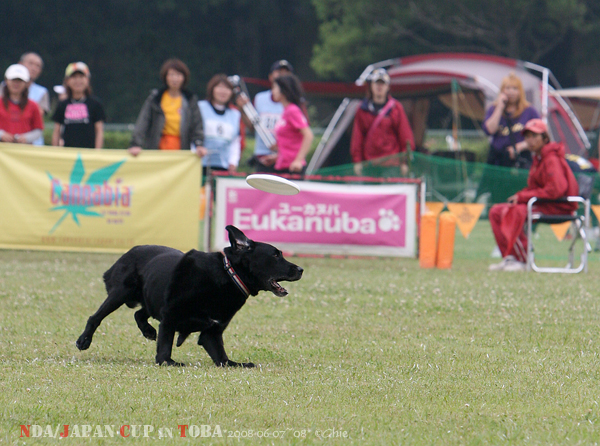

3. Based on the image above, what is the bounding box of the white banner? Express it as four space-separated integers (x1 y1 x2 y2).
213 178 417 257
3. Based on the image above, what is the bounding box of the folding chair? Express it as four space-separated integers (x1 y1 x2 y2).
526 175 593 273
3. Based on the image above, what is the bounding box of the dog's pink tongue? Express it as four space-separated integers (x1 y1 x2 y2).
270 280 288 296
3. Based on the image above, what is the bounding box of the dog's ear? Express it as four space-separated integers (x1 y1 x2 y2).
226 225 254 252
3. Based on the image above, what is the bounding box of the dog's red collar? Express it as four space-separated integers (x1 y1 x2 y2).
221 251 250 298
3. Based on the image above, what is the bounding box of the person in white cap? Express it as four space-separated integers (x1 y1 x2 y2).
0 64 44 144
52 62 105 148
350 68 415 177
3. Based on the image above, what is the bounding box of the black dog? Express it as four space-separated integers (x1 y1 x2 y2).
76 225 303 367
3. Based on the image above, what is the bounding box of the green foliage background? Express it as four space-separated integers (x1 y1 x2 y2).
3 0 600 123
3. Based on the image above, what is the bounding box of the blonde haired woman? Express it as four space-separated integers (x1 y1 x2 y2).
483 72 540 168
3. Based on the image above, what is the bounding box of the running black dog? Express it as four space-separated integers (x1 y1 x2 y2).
76 225 303 367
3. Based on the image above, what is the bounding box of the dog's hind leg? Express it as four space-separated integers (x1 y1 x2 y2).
76 289 130 351
199 329 255 368
134 308 157 341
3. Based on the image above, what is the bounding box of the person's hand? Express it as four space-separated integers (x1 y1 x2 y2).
353 163 363 176
507 145 516 159
235 94 249 108
515 141 528 153
1 132 15 142
507 194 518 205
400 162 409 177
269 143 279 152
498 92 508 109
228 164 237 175
289 159 304 173
128 146 143 157
15 134 28 144
264 153 277 165
195 146 208 158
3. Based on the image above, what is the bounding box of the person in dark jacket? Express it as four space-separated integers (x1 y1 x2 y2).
350 68 415 177
128 59 205 157
488 119 579 272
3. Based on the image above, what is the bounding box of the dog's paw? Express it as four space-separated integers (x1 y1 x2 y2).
223 360 255 368
75 335 92 351
142 326 157 341
157 358 185 367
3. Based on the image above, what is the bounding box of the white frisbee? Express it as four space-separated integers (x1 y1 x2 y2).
245 174 300 195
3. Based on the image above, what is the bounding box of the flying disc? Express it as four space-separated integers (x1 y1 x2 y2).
245 174 300 195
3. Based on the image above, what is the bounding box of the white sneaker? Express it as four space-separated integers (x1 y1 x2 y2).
502 258 526 272
489 255 515 271
490 245 502 258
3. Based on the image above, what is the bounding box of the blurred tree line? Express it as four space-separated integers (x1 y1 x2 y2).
2 0 599 123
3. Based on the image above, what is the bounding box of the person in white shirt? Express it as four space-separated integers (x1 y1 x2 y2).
198 74 241 176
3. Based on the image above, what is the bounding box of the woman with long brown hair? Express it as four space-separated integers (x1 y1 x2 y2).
0 64 44 144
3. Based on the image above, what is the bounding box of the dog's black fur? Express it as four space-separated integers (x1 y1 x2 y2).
76 225 303 367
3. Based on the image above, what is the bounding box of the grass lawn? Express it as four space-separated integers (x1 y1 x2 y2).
1 222 599 444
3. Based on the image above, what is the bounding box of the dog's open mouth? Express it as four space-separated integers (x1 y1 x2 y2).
269 279 288 297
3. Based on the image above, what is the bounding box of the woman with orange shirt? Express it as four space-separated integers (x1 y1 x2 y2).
128 59 205 156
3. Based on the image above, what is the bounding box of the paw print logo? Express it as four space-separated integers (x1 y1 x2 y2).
378 209 401 232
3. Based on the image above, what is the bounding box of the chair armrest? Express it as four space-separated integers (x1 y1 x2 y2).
527 196 586 206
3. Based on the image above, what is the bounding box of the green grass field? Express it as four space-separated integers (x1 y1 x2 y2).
1 222 599 444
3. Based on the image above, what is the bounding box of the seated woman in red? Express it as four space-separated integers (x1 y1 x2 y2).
488 118 579 272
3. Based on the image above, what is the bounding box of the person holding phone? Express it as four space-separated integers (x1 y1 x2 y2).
483 72 540 169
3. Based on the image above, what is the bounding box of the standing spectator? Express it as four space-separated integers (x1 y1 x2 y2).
19 53 50 112
350 68 415 177
240 60 294 171
0 64 44 144
271 74 313 174
128 58 204 156
488 119 578 272
482 72 540 169
198 74 241 176
52 62 105 149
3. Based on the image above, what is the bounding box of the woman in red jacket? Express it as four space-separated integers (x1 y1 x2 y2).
350 68 415 176
488 119 579 272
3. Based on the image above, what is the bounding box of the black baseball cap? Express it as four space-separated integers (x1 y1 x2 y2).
270 60 294 74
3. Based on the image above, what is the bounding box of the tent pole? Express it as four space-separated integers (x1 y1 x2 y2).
305 98 351 175
542 68 549 123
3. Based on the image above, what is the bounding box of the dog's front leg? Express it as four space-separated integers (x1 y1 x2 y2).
199 329 255 368
155 322 184 366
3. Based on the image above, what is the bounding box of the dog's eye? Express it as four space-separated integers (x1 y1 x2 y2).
273 251 281 258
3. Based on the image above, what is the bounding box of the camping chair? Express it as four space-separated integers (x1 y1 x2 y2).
526 175 593 273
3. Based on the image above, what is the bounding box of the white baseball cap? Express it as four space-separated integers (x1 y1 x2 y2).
5 64 30 82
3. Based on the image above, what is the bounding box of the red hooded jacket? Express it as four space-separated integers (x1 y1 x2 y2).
350 97 415 163
493 141 579 258
516 142 579 214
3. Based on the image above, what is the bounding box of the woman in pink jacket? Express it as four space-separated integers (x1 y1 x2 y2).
488 119 579 272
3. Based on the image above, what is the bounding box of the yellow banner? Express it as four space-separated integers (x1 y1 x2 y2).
0 144 200 252
446 203 485 239
550 221 571 241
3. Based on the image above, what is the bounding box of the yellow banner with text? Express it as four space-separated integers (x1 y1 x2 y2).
0 145 200 253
